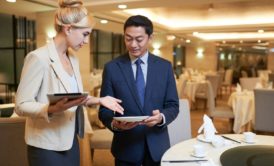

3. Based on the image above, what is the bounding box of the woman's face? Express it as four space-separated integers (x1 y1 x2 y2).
67 27 92 51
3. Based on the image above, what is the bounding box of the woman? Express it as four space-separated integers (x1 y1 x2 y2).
15 0 123 165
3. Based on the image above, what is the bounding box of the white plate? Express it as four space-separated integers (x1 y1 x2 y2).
197 134 211 143
242 139 257 144
191 152 206 158
113 116 149 122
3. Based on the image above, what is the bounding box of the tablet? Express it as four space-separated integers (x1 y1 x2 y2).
47 92 88 104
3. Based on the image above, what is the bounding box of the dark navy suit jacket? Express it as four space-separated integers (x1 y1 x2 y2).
99 53 179 162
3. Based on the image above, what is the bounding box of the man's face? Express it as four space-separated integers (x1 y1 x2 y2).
124 26 152 58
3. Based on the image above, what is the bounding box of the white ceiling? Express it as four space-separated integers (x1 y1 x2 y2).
1 0 274 45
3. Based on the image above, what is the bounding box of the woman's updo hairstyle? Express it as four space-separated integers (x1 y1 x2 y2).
55 0 91 32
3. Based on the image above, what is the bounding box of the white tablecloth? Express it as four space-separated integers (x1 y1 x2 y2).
161 134 274 166
227 91 254 133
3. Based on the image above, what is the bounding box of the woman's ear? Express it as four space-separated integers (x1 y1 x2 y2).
63 25 72 36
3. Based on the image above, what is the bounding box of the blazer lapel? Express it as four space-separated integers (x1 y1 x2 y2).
117 55 145 113
69 55 83 92
47 40 71 92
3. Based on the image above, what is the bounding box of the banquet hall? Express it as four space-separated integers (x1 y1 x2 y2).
1 0 274 166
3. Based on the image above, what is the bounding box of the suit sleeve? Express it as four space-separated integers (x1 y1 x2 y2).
159 62 179 127
98 64 115 130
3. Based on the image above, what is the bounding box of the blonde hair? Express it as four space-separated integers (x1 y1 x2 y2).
55 0 91 32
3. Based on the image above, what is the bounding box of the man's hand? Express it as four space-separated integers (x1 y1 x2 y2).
142 110 163 127
112 120 139 130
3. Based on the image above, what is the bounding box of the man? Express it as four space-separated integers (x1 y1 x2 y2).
99 15 179 166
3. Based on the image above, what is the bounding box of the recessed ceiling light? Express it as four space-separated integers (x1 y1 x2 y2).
100 20 108 24
186 39 191 43
6 0 16 2
166 35 176 41
118 4 127 9
193 32 199 36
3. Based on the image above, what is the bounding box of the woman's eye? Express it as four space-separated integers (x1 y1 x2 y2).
83 33 90 37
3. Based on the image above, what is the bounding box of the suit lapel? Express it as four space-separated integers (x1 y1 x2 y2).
144 54 158 109
47 40 71 92
117 54 145 113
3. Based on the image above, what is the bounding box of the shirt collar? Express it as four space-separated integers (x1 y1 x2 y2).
129 51 149 65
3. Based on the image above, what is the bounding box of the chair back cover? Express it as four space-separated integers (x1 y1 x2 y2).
254 89 274 132
168 99 192 146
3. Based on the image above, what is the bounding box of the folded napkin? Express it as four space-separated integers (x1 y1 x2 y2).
198 115 217 141
236 83 242 93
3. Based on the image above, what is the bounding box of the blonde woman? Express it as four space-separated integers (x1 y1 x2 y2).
15 0 123 165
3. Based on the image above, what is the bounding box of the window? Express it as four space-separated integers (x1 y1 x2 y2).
90 29 126 70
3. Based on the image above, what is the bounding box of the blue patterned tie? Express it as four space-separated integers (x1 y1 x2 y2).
135 58 145 107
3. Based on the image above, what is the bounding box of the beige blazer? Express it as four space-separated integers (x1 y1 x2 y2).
16 39 84 151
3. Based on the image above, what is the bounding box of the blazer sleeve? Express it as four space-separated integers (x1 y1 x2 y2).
159 62 179 127
98 63 115 130
15 53 50 122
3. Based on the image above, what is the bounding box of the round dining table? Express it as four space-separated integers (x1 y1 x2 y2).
161 134 274 166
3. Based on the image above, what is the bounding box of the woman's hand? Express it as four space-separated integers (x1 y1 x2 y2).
48 96 86 114
100 96 124 114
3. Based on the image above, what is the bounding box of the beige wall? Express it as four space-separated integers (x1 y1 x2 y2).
268 54 274 71
185 42 217 71
268 44 274 71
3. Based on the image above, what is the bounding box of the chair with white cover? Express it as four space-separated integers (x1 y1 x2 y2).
195 75 220 109
217 70 225 97
254 89 274 133
177 74 188 98
0 117 28 166
239 77 260 91
257 70 271 81
268 73 274 88
207 84 234 132
222 69 234 94
168 99 192 146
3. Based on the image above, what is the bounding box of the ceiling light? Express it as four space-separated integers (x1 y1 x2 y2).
166 35 176 41
258 29 264 33
6 0 16 2
118 4 127 9
194 32 274 40
185 39 191 43
258 40 261 43
100 20 108 24
193 32 199 36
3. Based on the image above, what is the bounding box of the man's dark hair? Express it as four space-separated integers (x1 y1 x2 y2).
124 15 153 36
